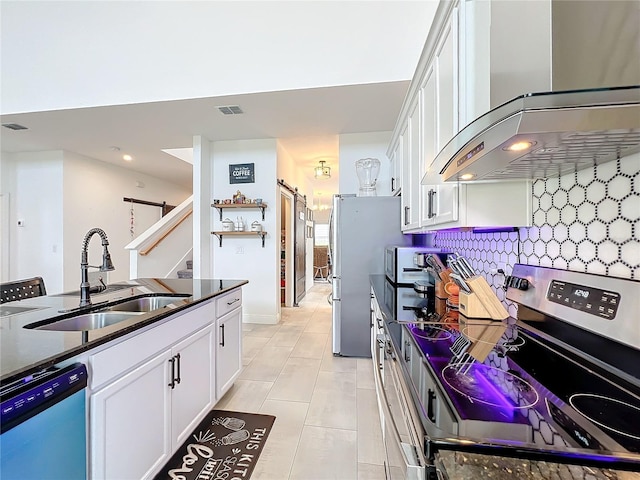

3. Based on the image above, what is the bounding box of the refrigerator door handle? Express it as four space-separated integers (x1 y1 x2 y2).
331 276 340 302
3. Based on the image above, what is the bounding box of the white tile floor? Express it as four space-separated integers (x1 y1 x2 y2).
215 281 386 480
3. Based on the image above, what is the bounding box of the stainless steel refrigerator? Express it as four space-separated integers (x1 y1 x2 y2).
329 194 407 357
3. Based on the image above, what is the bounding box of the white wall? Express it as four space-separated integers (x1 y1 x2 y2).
1 151 65 292
211 139 280 324
1 1 438 114
1 150 190 293
193 135 212 278
338 131 393 196
277 141 317 293
276 141 313 199
62 152 191 291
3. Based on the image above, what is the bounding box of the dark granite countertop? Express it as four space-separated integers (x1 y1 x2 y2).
0 278 248 385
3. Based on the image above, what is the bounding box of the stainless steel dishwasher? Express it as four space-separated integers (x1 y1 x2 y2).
1 363 88 480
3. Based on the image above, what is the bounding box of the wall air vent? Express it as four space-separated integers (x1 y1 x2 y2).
217 105 243 115
2 123 28 131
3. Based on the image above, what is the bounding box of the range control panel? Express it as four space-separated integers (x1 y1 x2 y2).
547 280 620 320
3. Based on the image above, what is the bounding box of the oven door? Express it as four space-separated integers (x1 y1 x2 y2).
373 331 426 480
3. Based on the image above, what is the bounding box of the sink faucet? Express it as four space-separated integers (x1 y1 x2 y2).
80 228 115 307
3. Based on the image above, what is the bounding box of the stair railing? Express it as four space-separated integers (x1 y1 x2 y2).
126 195 193 279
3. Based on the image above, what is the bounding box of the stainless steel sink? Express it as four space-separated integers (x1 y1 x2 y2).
24 294 191 331
29 312 144 331
107 295 188 313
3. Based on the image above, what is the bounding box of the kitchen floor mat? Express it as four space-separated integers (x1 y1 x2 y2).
153 409 276 480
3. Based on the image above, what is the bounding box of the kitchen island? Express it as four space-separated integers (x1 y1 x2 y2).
0 277 247 384
1 277 247 479
370 274 640 479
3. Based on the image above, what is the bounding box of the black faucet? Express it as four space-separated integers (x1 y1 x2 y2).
79 228 115 307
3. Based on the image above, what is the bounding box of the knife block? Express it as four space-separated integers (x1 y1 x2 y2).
459 276 509 320
459 317 507 362
459 291 493 318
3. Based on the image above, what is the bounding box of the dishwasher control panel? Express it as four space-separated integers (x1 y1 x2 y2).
0 363 87 432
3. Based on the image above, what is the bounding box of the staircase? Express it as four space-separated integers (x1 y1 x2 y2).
177 260 193 279
125 196 193 279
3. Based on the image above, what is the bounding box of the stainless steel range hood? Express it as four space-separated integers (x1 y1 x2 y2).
431 86 640 183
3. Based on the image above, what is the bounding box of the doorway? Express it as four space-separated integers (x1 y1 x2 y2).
293 194 306 306
278 184 307 307
279 188 294 307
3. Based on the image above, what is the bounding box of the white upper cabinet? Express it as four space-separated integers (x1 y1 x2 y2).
435 15 457 150
389 0 533 232
389 139 402 196
405 95 422 230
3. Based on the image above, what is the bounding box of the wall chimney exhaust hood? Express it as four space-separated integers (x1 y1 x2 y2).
428 86 640 183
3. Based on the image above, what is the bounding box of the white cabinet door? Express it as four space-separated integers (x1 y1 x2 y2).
389 145 401 196
171 325 215 449
216 307 242 399
408 96 421 230
421 65 438 227
90 350 172 480
436 12 458 154
399 126 411 230
402 97 421 231
433 183 459 225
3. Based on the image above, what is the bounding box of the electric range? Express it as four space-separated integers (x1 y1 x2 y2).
387 265 640 472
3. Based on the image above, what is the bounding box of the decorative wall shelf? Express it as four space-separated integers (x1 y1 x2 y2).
212 203 267 221
211 231 267 247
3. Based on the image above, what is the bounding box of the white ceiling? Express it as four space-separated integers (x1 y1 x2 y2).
1 81 410 193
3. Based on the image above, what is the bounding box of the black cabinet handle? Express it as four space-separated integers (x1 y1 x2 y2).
220 324 225 347
427 389 437 423
226 298 240 306
404 341 411 362
404 206 410 225
391 177 396 191
175 353 181 385
168 356 176 389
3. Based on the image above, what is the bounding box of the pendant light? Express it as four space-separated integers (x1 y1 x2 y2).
314 160 331 179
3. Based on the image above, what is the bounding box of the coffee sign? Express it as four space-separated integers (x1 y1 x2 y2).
229 163 255 184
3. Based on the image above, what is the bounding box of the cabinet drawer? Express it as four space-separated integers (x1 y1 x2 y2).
216 288 242 318
90 301 214 390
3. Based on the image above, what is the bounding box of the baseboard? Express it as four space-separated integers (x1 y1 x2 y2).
243 313 279 325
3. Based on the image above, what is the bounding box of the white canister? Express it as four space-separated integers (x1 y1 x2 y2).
222 218 234 231
251 221 262 232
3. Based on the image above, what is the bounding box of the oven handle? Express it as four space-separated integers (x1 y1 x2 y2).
427 388 437 423
373 336 425 476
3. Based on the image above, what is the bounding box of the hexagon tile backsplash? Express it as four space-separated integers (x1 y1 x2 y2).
434 152 639 316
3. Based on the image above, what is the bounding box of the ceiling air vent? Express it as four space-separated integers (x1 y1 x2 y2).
217 105 243 115
2 123 28 130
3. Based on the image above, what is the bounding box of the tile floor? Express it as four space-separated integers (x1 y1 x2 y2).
215 281 386 480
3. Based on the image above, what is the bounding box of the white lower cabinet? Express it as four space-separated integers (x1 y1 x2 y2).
171 325 215 449
216 307 242 399
90 350 173 480
88 290 244 479
89 300 218 480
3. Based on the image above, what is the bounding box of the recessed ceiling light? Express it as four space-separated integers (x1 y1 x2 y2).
123 154 133 161
459 173 476 181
